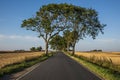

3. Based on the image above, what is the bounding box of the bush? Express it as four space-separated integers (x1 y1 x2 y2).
30 47 36 51
30 46 42 51
36 46 42 51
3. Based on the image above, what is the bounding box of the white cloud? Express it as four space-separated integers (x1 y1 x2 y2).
0 34 40 42
95 38 117 43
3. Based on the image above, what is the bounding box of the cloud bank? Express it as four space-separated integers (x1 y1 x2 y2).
0 34 120 51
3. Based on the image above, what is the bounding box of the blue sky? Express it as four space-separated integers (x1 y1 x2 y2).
0 0 120 51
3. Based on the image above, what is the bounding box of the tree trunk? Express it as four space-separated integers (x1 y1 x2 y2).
45 41 48 55
67 42 69 52
72 43 75 56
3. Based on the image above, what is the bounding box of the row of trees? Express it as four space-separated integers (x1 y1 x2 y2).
90 49 102 52
49 30 78 52
21 3 105 55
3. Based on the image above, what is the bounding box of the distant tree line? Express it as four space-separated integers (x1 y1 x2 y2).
90 49 102 52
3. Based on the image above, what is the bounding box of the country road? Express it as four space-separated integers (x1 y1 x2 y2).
17 52 102 80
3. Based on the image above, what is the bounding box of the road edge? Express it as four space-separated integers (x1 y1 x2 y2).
15 53 55 80
15 62 41 80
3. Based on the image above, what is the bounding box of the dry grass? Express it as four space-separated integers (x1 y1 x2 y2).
0 52 44 69
75 52 120 65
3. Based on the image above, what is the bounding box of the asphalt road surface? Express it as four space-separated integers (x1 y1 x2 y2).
18 52 102 80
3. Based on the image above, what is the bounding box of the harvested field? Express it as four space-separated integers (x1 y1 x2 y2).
75 52 120 65
0 52 44 68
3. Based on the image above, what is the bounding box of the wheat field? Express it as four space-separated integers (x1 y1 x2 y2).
0 52 44 69
75 52 120 65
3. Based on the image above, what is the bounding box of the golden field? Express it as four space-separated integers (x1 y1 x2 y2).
0 52 44 69
75 52 120 65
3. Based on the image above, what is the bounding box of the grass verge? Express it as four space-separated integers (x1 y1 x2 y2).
0 53 53 77
67 54 120 80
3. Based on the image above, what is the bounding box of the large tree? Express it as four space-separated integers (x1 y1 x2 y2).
21 4 71 55
66 8 105 55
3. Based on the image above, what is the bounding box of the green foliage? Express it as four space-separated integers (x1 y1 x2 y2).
62 30 78 52
30 46 42 51
30 47 36 51
49 35 67 51
36 46 42 51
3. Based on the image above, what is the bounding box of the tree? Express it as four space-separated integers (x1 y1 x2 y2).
63 30 73 51
49 35 67 51
36 46 42 51
30 47 36 51
21 4 71 55
65 8 105 55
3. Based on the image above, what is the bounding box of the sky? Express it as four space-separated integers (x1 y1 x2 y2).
0 0 120 51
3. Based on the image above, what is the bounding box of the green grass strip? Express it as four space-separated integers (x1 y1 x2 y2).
67 54 120 80
0 53 53 77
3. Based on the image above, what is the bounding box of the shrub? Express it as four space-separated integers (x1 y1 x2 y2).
30 46 42 51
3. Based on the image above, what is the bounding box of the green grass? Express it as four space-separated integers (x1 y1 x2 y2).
0 53 53 77
67 54 120 80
